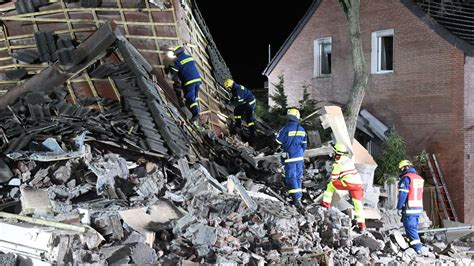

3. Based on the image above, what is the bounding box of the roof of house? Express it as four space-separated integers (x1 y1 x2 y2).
262 0 322 76
402 0 474 56
412 0 474 46
263 0 474 76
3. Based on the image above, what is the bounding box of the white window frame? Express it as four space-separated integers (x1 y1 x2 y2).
313 37 332 77
371 29 394 74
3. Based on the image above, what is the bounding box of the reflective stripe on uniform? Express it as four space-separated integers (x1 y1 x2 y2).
184 78 202 86
399 189 409 192
276 139 282 144
405 209 423 214
248 99 256 105
234 116 242 119
322 191 333 203
408 199 423 207
285 157 304 163
171 67 178 72
288 188 303 194
189 102 198 108
288 131 306 137
180 58 194 65
238 99 245 102
247 122 255 127
240 85 245 90
410 239 421 245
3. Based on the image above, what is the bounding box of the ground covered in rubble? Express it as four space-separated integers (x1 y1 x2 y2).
0 96 471 264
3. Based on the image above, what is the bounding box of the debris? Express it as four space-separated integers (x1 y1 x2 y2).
20 186 52 215
7 132 87 162
392 230 409 250
319 106 353 156
227 175 258 211
119 201 183 235
353 234 385 252
0 253 16 266
0 159 13 183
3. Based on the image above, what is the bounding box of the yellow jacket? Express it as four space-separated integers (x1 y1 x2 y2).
331 155 363 185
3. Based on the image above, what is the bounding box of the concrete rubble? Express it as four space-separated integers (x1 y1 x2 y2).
0 6 471 266
0 93 470 264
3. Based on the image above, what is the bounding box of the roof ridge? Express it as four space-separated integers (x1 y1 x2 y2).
263 0 321 76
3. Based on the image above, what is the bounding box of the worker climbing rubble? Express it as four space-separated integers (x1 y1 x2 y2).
164 55 185 109
224 79 257 137
276 107 307 210
167 45 202 122
397 159 425 254
322 143 366 232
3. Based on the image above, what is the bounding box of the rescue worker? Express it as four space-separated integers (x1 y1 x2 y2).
164 56 185 108
397 160 424 254
224 79 256 136
322 143 366 231
169 45 202 121
276 108 307 209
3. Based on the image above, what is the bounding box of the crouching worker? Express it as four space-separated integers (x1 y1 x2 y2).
223 79 256 137
322 143 365 232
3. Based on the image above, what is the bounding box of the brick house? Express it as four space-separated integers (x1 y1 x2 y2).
264 0 474 223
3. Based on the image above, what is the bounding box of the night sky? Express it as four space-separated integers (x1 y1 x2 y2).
195 0 314 90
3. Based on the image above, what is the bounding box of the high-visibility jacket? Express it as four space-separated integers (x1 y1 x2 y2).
397 168 424 216
172 52 202 88
406 173 424 208
276 120 307 163
331 155 363 185
230 83 256 106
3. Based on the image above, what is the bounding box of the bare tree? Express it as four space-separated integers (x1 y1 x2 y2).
338 0 369 140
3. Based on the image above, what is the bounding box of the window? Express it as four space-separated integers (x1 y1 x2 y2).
371 29 394 74
314 37 332 77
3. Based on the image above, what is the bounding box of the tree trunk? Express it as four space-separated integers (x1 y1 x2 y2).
338 0 369 140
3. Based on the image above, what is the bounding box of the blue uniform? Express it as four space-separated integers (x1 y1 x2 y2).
172 51 202 116
397 167 423 252
276 120 307 201
230 83 256 134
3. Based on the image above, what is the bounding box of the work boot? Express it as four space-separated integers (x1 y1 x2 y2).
190 114 199 123
354 222 366 234
321 201 330 209
293 199 305 213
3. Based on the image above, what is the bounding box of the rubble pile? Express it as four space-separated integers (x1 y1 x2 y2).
0 63 471 266
0 10 471 266
0 125 471 264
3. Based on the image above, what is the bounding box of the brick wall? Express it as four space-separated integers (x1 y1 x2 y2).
267 0 470 222
464 57 474 223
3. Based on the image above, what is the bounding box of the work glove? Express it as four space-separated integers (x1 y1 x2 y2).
397 209 403 216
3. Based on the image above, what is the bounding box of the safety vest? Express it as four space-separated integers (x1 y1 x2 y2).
331 156 363 185
406 173 424 209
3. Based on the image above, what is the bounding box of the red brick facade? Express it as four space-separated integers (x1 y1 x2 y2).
267 0 473 222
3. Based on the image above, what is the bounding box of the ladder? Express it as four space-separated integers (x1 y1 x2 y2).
425 153 459 222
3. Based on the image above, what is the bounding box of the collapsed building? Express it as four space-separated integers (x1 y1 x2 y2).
0 0 472 265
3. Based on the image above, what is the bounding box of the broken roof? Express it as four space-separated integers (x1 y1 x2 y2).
402 0 474 56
